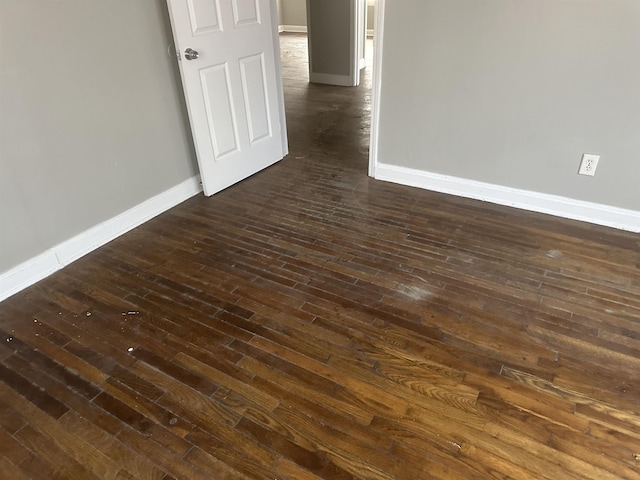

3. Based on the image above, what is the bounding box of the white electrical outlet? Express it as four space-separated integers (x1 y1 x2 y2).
578 154 600 176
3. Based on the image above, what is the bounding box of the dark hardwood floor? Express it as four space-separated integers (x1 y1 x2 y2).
1 33 639 479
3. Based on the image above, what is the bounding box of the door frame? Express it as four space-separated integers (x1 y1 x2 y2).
368 0 384 178
269 0 290 158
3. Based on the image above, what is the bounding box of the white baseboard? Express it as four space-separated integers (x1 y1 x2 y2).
0 252 62 303
374 163 640 233
309 72 356 87
367 29 374 37
0 175 202 302
279 25 307 34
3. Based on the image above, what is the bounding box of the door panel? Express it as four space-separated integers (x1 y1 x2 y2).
167 0 287 196
200 64 239 158
239 54 271 143
186 0 221 34
232 0 259 26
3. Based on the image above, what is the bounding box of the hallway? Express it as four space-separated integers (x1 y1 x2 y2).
280 32 373 163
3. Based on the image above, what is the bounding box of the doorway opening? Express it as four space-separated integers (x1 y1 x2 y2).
276 0 379 173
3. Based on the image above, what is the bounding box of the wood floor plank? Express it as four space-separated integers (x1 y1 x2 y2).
114 427 212 480
172 352 280 411
181 446 252 480
0 454 32 480
239 355 375 427
184 427 279 480
58 411 167 480
129 360 241 429
14 425 104 480
0 382 121 479
0 425 33 470
272 458 327 480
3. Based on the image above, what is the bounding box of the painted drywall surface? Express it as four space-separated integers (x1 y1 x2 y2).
281 0 307 26
277 0 284 25
367 5 374 31
307 0 351 77
0 0 198 273
377 0 640 211
280 0 374 31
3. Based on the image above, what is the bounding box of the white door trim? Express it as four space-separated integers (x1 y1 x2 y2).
368 0 385 177
269 0 289 158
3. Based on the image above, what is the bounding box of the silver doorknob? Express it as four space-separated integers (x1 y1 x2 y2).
184 48 199 60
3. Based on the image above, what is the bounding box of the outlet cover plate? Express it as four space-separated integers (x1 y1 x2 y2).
579 154 600 176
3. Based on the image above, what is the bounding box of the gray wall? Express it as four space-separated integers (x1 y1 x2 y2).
279 0 374 31
378 0 640 211
280 0 307 26
0 0 198 273
367 4 374 31
307 0 351 77
277 0 284 25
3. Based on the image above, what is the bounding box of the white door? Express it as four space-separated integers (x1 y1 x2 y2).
166 0 288 196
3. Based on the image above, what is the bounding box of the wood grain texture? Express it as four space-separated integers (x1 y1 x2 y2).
1 34 639 479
